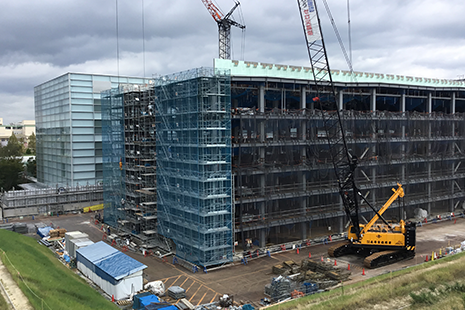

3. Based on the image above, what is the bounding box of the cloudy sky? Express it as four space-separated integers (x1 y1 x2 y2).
1 0 465 123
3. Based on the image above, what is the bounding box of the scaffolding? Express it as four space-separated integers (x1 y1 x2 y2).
102 64 465 260
102 84 158 239
1 185 103 218
154 68 233 267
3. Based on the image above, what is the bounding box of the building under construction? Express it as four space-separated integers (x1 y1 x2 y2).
102 58 465 267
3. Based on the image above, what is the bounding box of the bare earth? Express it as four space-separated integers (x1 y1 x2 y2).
0 257 34 310
5 213 465 308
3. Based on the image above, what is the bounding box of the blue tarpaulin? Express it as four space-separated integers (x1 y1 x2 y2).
76 241 147 285
37 226 53 238
140 294 159 307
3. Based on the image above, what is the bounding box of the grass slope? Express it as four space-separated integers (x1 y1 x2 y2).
271 252 465 310
0 289 9 310
0 229 118 310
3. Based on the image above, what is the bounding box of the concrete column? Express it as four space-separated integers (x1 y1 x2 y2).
452 92 456 114
401 93 406 113
427 92 432 114
338 90 344 111
301 86 307 114
370 88 376 112
301 87 307 160
339 196 344 234
427 163 432 215
281 90 285 113
260 229 266 247
259 175 266 247
401 164 406 184
259 85 265 144
451 163 455 213
259 85 265 113
401 123 406 158
300 173 307 239
300 208 307 240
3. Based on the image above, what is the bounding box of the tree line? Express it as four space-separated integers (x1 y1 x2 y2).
0 133 36 191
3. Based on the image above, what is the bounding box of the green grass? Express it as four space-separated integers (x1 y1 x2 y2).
0 288 10 310
270 251 465 310
0 229 118 310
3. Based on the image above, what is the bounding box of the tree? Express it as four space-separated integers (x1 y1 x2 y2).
0 133 22 158
0 134 26 190
26 157 37 178
28 132 36 154
0 158 23 191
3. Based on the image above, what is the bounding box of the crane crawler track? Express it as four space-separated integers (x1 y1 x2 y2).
364 250 415 269
328 241 355 257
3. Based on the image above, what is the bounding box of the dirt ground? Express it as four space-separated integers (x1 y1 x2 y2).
4 213 465 307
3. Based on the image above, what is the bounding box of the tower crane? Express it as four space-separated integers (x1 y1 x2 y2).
296 0 416 268
201 0 245 59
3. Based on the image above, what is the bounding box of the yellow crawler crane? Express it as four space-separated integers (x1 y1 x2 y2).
296 0 416 269
328 184 416 268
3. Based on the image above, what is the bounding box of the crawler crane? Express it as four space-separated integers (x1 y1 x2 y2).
296 0 416 268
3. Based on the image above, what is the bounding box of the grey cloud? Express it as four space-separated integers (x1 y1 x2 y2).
0 0 465 123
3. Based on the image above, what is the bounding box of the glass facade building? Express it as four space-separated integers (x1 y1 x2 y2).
34 73 150 187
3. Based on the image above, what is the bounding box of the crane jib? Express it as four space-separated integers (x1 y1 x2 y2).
298 0 322 43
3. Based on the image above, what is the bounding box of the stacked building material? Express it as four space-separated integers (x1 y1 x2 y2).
167 286 186 300
300 282 318 295
315 280 339 290
13 223 28 234
301 270 326 282
272 264 289 275
325 270 351 281
49 228 67 239
282 260 300 274
27 223 37 234
0 223 14 231
266 276 292 301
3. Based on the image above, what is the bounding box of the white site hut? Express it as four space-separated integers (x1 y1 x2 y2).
76 241 147 300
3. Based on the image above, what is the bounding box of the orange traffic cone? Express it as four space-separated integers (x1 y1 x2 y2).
362 268 365 276
348 263 350 271
112 295 115 302
297 248 300 254
334 259 337 266
308 252 311 258
425 255 428 262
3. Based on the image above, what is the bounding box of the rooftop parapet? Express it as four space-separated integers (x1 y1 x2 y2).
215 59 465 88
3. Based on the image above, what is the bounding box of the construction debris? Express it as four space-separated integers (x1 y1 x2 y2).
267 258 351 301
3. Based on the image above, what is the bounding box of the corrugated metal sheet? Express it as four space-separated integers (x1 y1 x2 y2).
76 241 147 281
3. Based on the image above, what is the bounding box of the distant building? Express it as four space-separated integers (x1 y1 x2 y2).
34 73 150 187
0 118 35 147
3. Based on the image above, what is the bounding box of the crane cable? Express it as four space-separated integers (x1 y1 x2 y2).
229 0 246 60
347 0 352 67
321 0 356 82
238 3 246 60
